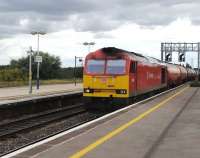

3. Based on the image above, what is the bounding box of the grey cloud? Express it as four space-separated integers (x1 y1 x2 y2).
0 0 199 38
93 32 114 39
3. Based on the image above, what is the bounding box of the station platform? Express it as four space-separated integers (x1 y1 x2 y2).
0 83 82 104
9 86 200 158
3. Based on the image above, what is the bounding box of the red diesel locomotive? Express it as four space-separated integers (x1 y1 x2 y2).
83 47 195 103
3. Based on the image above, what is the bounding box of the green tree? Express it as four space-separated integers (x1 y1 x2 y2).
58 67 83 79
10 52 62 80
0 68 27 81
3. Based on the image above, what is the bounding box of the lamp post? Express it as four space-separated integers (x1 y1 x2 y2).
83 42 95 53
74 56 83 86
31 31 46 90
198 43 200 81
27 46 33 94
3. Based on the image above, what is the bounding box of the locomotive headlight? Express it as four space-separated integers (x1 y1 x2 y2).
121 90 127 94
86 89 90 93
84 88 93 93
116 89 127 94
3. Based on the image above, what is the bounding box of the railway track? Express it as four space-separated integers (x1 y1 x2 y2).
0 104 106 157
0 84 187 157
0 104 86 138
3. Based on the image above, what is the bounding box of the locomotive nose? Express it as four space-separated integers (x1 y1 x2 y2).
93 76 116 89
83 75 129 98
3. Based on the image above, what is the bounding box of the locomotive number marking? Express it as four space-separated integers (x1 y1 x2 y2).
101 78 107 83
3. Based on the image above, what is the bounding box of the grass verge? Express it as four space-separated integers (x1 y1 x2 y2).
190 80 200 87
0 79 82 88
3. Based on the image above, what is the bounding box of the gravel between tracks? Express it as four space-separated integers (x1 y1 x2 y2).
0 111 105 156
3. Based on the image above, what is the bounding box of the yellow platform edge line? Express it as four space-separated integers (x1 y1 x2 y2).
69 86 189 158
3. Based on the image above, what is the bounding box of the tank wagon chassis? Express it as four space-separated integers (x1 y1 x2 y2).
83 47 196 108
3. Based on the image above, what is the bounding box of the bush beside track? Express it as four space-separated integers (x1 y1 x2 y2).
190 80 200 87
0 79 82 88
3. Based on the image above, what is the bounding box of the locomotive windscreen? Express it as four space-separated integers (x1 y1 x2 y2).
86 60 105 74
106 60 126 74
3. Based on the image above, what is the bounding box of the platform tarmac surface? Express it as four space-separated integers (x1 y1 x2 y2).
10 86 200 158
0 83 82 104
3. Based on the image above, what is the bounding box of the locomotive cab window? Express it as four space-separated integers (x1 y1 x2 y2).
130 61 137 73
86 60 105 74
106 59 126 74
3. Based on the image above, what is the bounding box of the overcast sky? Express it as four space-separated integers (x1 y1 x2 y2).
0 0 200 67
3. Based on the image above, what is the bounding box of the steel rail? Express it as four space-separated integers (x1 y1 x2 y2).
0 104 86 138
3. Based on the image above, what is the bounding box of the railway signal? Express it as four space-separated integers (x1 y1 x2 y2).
165 52 172 62
161 42 200 80
178 52 185 62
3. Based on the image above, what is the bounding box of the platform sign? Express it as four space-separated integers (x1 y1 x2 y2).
35 55 42 63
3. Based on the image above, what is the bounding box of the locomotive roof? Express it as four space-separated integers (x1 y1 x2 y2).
91 47 195 71
101 47 145 58
101 47 160 64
